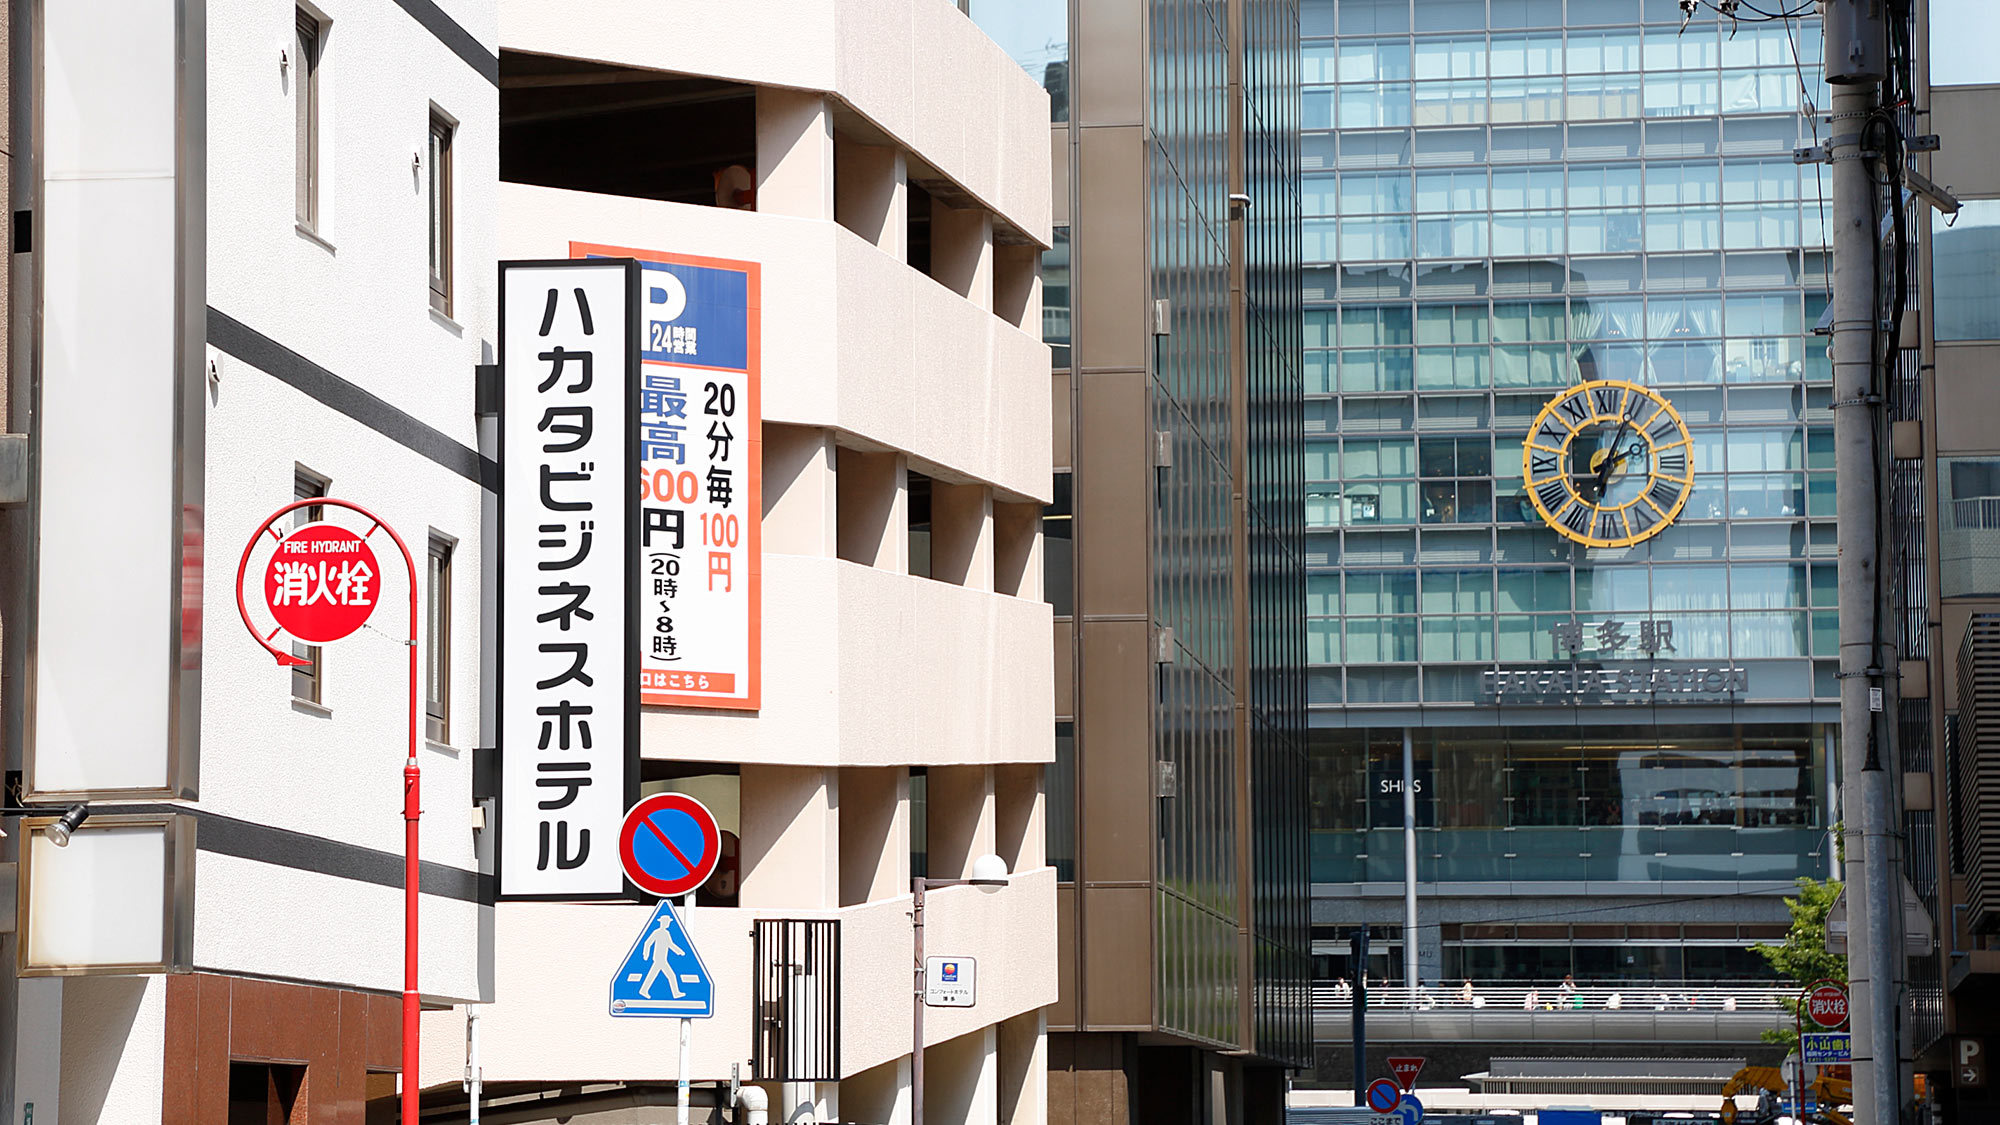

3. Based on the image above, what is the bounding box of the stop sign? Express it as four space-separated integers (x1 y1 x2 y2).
264 522 382 643
1807 982 1850 1029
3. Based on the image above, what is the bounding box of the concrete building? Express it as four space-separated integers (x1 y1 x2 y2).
964 2 1313 1122
1 2 1056 1124
1299 0 1843 1084
410 3 1060 1124
4 0 497 1120
1908 0 2000 1120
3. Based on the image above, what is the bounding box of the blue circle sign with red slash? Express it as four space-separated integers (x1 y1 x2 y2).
1365 1079 1402 1114
618 794 721 898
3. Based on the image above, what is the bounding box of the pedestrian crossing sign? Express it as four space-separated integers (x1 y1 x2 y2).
609 899 714 1018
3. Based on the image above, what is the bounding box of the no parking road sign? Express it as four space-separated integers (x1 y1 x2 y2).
619 794 721 898
1365 1079 1402 1114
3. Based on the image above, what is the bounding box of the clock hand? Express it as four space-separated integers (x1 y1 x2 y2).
1593 419 1635 501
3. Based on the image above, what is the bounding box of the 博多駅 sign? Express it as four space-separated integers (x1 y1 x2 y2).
1483 665 1749 703
497 258 642 900
572 242 762 712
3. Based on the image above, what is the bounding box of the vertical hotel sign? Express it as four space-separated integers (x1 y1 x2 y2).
572 242 762 711
498 260 641 900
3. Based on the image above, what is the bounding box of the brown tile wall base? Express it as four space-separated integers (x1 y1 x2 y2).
163 972 402 1125
1047 1031 1132 1125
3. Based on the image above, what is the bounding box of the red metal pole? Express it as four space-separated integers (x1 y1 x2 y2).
399 526 421 1125
1795 998 1805 1125
233 498 421 1125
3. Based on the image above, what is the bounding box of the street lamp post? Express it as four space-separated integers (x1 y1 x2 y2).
910 854 1010 1125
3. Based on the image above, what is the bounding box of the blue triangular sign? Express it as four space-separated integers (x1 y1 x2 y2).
609 899 713 1018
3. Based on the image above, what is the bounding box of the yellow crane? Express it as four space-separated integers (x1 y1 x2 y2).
1809 1072 1853 1125
1719 1066 1788 1125
1718 1065 1854 1125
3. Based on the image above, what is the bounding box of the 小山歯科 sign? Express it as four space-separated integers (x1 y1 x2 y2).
1802 1032 1852 1064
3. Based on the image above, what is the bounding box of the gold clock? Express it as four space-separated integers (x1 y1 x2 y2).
1521 378 1693 549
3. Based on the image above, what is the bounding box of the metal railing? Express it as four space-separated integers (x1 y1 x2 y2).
1313 979 1793 1013
753 919 841 1082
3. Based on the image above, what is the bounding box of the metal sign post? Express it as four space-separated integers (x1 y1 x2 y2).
612 796 721 1125
679 892 694 1125
1352 929 1370 1105
236 499 420 1125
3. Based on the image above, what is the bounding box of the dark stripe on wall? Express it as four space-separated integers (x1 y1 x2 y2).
128 804 491 903
207 307 498 491
390 0 500 85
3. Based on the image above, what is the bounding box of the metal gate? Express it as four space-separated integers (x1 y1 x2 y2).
752 918 840 1081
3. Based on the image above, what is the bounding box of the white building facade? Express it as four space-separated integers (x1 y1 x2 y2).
4 0 497 1119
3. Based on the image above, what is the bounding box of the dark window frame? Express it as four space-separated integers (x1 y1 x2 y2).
426 531 453 742
295 8 323 229
291 465 329 704
427 108 455 315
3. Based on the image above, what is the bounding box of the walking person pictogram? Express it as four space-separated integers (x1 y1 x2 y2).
640 913 688 1000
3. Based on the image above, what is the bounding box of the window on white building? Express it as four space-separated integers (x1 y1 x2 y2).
295 9 323 229
426 532 453 742
428 110 454 315
292 466 329 704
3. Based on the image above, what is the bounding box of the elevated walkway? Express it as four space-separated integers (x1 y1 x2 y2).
1313 981 1791 1045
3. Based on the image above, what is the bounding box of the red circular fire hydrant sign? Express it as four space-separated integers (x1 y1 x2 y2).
1807 982 1850 1029
264 523 382 642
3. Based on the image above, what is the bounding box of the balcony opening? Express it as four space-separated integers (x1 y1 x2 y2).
836 447 902 570
993 761 1041 874
838 766 908 907
906 182 934 278
993 241 1039 331
993 499 1039 598
927 480 991 588
640 759 742 907
907 470 934 578
501 51 756 208
833 129 905 254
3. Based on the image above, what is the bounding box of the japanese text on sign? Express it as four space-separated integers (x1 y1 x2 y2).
574 243 761 711
499 259 639 900
263 523 380 643
1549 617 1678 658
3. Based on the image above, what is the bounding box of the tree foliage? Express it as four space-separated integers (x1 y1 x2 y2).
1750 874 1847 1049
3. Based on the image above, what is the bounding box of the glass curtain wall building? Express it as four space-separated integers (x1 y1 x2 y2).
971 0 1310 1120
1304 0 1839 993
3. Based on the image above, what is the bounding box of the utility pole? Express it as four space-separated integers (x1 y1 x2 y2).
1402 728 1419 1000
1351 928 1368 1105
1824 3 1905 1123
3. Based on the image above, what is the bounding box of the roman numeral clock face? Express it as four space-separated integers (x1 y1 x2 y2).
1522 379 1693 549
